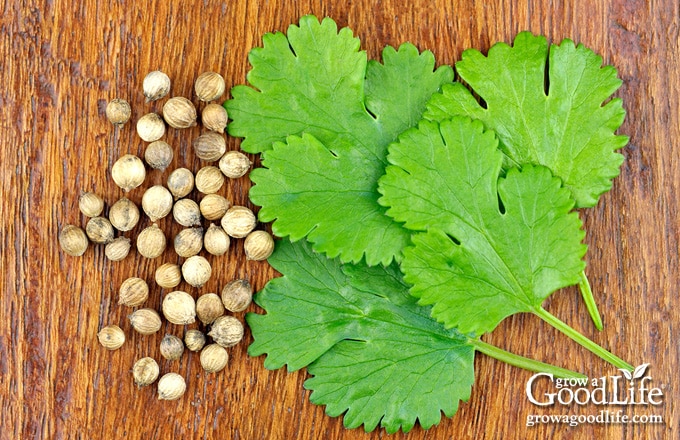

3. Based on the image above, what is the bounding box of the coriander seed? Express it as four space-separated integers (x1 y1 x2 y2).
132 357 160 387
118 277 149 307
143 70 171 102
155 263 182 289
144 140 174 171
244 230 275 261
105 236 131 261
142 185 173 222
97 325 126 350
85 216 114 244
129 308 162 335
219 151 252 179
220 279 252 313
173 227 204 258
201 103 228 133
108 197 140 232
157 373 186 400
172 198 201 227
194 166 224 194
105 98 132 126
160 334 185 360
184 329 206 352
136 112 166 142
204 224 230 256
199 194 230 221
221 206 256 238
194 72 225 102
162 96 197 129
193 132 226 162
200 344 228 373
136 224 166 259
195 293 225 325
111 154 146 192
162 290 196 325
208 315 244 348
59 225 88 256
182 255 212 288
167 168 194 199
79 192 104 217
182 255 212 287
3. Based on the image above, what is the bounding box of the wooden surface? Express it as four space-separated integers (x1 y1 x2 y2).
3 0 678 438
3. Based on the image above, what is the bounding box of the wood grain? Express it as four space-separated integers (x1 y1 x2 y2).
2 0 678 438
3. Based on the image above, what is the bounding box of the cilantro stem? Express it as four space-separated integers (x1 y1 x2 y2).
534 307 634 371
579 270 603 331
470 338 586 379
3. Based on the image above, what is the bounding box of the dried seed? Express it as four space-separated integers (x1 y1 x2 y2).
111 154 146 192
221 206 256 238
136 224 166 259
155 263 182 289
79 192 105 217
59 225 89 256
182 256 211 288
162 290 196 325
108 197 140 232
220 279 252 313
132 357 160 387
129 308 162 335
244 230 275 261
118 277 149 307
195 293 224 325
219 151 252 179
193 132 226 162
105 236 131 261
199 194 230 221
85 216 114 244
167 168 195 199
97 325 125 350
157 373 186 400
160 334 185 360
136 112 166 142
208 315 244 348
200 344 228 373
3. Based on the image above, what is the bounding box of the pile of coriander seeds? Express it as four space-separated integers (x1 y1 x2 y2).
59 70 274 400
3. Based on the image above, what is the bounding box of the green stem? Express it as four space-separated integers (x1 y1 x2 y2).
470 338 586 379
579 270 603 331
534 307 633 371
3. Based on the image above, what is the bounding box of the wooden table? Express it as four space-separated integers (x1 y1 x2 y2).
4 1 678 438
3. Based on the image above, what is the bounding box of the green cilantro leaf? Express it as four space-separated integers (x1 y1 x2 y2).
226 15 453 265
226 15 367 154
247 133 409 266
425 31 628 208
247 238 585 433
378 117 632 370
378 117 587 334
247 238 475 433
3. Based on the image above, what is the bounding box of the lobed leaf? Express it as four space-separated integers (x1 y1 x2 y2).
425 31 628 207
378 117 587 334
226 15 453 265
247 239 475 433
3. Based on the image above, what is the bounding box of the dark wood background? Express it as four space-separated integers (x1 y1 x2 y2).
3 0 678 439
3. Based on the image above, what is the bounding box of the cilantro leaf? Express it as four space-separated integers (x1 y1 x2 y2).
226 15 453 265
248 238 589 432
425 31 628 207
247 238 475 433
378 117 587 334
226 15 367 154
248 133 410 265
